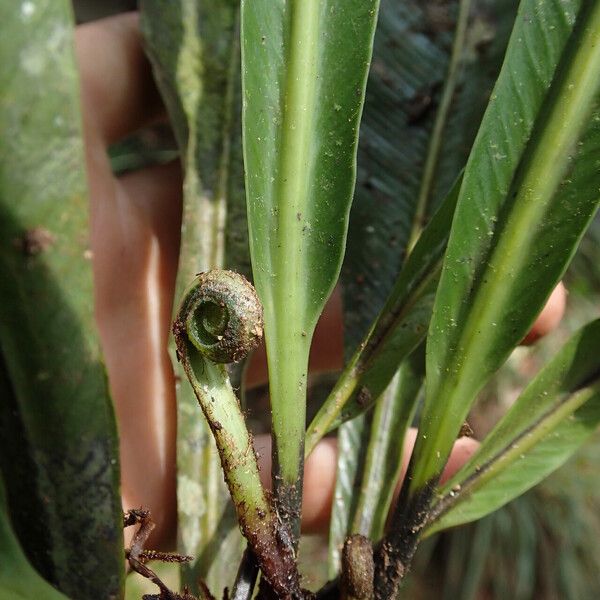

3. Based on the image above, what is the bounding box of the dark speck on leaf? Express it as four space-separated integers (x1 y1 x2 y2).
356 387 372 408
15 227 55 256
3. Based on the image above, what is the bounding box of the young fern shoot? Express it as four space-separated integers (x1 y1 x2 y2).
173 270 302 599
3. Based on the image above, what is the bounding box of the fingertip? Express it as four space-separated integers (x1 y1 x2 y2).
522 282 567 345
302 438 338 534
439 436 479 485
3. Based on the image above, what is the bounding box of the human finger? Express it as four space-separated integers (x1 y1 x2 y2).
95 161 182 549
75 12 163 146
521 282 567 345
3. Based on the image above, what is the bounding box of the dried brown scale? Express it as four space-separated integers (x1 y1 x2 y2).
355 386 372 408
124 510 204 599
14 226 55 256
138 549 193 564
459 421 474 438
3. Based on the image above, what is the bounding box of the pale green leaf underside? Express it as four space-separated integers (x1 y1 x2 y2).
243 0 380 331
242 0 380 505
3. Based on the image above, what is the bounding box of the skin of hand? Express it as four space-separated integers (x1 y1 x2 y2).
75 13 566 549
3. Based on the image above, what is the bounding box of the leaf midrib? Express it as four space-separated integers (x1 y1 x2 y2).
273 0 320 326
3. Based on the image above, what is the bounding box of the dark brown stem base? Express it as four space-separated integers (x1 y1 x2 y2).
373 482 436 599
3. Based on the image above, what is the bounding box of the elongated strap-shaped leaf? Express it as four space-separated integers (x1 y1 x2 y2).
410 0 600 495
0 2 124 597
140 3 246 590
0 476 68 600
426 318 600 534
241 0 380 534
328 0 519 578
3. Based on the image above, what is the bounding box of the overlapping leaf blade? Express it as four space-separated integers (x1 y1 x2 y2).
426 318 600 535
0 476 68 600
410 0 600 495
0 1 123 597
329 0 519 571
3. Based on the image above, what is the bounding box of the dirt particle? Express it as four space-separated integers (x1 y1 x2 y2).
356 387 372 408
459 421 474 438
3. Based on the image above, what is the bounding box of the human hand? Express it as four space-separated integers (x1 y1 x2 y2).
76 12 566 549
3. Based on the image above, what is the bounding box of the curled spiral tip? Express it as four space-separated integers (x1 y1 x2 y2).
174 270 263 364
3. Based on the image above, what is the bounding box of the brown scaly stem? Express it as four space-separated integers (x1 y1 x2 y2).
372 478 437 599
341 535 374 600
